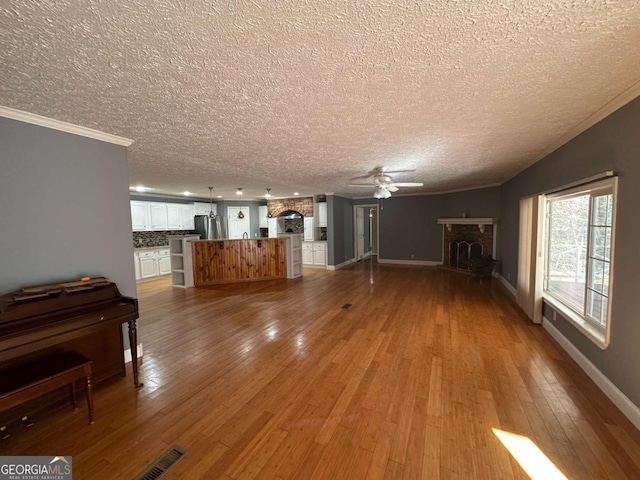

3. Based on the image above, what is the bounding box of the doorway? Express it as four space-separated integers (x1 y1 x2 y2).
354 205 378 262
227 206 251 239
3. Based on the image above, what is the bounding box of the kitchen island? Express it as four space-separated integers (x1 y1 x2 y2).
191 236 302 286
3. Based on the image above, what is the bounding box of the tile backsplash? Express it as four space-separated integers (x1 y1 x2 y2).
133 230 193 248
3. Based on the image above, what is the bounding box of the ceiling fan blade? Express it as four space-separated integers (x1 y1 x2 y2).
391 182 423 187
383 169 416 174
349 174 374 181
348 183 375 187
387 185 399 192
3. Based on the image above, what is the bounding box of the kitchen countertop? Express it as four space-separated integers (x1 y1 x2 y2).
134 245 169 250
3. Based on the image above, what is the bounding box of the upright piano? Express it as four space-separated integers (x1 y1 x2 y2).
0 277 142 392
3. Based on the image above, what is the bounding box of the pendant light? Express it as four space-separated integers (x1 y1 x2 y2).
207 186 217 218
265 188 273 218
237 188 245 219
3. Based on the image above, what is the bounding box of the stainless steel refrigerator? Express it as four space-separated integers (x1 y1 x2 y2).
194 215 227 240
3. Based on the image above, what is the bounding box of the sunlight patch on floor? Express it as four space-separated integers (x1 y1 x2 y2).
492 428 567 480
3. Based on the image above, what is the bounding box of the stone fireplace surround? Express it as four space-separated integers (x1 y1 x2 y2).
437 218 497 269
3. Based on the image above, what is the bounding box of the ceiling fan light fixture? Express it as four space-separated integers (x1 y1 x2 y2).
236 187 243 196
373 186 391 199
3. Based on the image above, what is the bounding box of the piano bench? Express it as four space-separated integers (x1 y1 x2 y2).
0 351 95 427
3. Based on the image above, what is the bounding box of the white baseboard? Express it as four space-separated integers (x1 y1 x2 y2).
542 318 640 431
495 272 517 299
377 259 442 266
124 343 144 364
327 258 356 271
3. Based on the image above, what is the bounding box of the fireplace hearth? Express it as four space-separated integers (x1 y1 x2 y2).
437 217 497 271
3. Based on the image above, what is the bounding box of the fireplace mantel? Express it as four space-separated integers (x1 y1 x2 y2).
437 217 497 233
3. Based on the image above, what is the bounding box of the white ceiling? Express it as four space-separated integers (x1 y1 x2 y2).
1 1 639 200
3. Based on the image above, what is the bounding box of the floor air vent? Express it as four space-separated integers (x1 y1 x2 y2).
135 445 186 480
342 303 353 309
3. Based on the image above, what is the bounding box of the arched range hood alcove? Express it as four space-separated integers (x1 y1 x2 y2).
277 209 304 219
277 210 304 234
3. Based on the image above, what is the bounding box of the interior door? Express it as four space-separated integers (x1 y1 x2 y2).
227 206 251 239
356 207 365 260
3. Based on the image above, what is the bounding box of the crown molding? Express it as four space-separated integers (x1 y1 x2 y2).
0 106 134 147
505 79 640 182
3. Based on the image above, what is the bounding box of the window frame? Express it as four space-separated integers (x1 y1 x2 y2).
541 177 618 349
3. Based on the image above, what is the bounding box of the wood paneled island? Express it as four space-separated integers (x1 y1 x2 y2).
192 238 289 286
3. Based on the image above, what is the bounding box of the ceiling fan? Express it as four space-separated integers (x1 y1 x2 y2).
349 167 424 198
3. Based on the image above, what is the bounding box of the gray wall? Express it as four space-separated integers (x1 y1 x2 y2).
0 118 136 351
327 195 354 266
216 200 263 238
371 187 501 261
498 95 640 406
0 118 135 297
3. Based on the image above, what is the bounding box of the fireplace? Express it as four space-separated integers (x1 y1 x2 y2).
437 217 497 271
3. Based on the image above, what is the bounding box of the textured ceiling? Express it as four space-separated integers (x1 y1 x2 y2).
1 1 640 199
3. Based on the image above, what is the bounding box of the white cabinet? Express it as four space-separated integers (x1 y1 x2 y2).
304 217 315 241
138 251 158 278
169 235 199 288
259 205 269 228
149 203 168 230
166 204 194 230
316 202 328 227
134 251 141 280
268 218 278 238
131 201 195 231
194 202 216 216
302 241 327 267
134 247 173 281
131 202 149 231
181 205 195 230
166 205 182 229
313 243 327 266
302 243 314 265
157 248 171 275
281 234 303 278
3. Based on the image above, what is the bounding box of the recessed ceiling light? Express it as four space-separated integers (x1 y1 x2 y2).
131 185 149 193
293 192 300 196
182 191 193 196
217 195 223 198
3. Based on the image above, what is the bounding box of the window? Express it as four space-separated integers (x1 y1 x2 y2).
543 177 617 347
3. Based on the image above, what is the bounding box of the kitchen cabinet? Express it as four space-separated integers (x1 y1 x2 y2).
259 205 269 228
131 201 195 231
268 218 278 238
149 203 168 230
157 248 171 275
302 241 327 267
130 202 149 231
316 202 328 227
180 205 195 230
194 202 216 216
313 242 327 266
302 243 314 265
138 251 158 278
304 217 315 241
133 251 141 280
166 204 194 230
168 235 199 288
134 247 173 281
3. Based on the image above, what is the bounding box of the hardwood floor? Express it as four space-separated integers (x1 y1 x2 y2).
4 261 640 479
